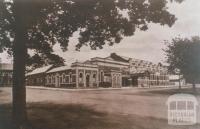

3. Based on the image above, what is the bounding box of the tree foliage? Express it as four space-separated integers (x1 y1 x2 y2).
0 0 179 68
0 0 184 128
165 36 200 85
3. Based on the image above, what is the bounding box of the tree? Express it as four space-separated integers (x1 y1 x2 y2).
165 36 200 91
0 0 181 128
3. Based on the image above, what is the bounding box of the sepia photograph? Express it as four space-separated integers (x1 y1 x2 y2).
0 0 200 129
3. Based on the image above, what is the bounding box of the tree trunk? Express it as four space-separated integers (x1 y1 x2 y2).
12 1 28 128
178 74 181 90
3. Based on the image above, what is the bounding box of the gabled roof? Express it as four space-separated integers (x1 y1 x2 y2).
47 65 71 73
26 65 53 76
109 53 129 63
109 53 155 65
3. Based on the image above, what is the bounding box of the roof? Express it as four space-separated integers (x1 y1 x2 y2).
109 53 129 63
47 65 71 73
0 63 13 71
130 70 150 74
71 61 98 68
109 53 157 65
26 65 53 76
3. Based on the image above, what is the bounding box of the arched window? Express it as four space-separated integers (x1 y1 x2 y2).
79 72 83 82
79 73 83 78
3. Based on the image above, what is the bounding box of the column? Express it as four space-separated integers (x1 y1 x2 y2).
119 74 122 88
83 69 86 88
97 70 99 87
111 73 114 88
76 68 79 88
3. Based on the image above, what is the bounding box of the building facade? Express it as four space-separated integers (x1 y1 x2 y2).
26 53 172 88
0 63 13 87
26 65 54 86
45 63 98 88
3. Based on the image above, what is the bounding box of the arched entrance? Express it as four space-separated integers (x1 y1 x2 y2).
86 74 90 87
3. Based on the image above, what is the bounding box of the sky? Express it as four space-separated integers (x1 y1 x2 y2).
1 0 200 65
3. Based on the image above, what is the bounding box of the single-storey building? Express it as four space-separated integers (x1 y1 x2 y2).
26 65 54 86
169 75 185 86
26 53 172 88
45 63 98 88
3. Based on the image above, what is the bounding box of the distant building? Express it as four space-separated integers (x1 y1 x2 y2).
26 53 173 88
169 75 185 86
0 61 13 87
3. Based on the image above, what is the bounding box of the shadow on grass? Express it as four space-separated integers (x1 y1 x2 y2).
1 103 200 129
0 103 118 129
27 103 111 129
0 104 13 129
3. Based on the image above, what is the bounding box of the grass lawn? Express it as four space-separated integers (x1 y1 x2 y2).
1 103 199 129
148 87 200 96
0 87 200 129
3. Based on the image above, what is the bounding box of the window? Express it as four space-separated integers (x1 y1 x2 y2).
65 75 70 83
52 76 55 83
36 78 40 83
49 76 51 84
72 75 76 82
45 78 47 84
93 74 96 82
152 75 155 80
60 76 62 83
53 76 55 83
93 74 96 78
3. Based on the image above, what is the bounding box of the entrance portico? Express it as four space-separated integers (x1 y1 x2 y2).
72 62 99 88
111 71 122 88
